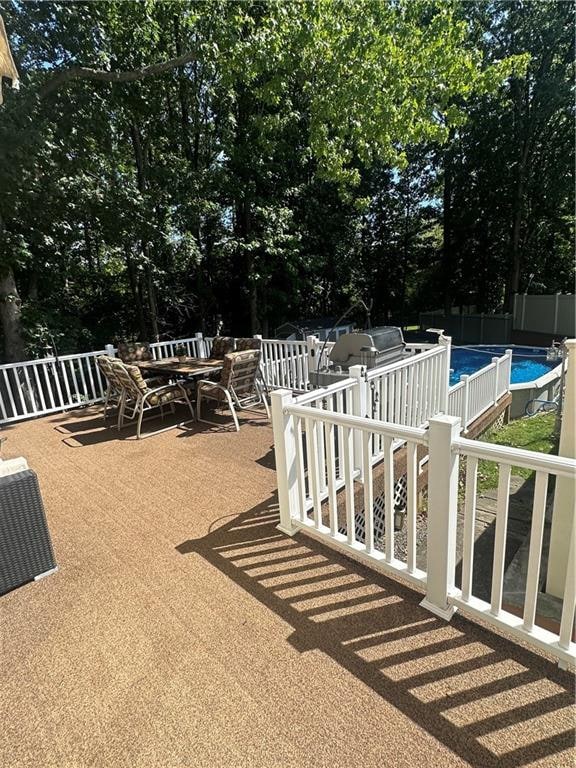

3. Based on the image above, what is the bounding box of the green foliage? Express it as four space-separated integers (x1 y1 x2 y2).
0 0 572 360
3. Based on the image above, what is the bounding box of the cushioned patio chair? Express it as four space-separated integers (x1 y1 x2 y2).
208 336 235 359
197 349 269 432
111 360 195 439
96 355 125 420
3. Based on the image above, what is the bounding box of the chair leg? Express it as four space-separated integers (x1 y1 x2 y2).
224 390 240 432
103 387 110 420
197 389 203 422
262 393 270 420
182 389 195 420
136 404 144 439
117 392 126 430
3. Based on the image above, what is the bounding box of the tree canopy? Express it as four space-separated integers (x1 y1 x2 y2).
0 0 573 361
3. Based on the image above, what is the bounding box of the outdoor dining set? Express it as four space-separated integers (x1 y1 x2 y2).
96 337 270 438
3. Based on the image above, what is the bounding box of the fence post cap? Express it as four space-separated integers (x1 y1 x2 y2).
460 374 469 381
428 414 461 430
271 388 293 403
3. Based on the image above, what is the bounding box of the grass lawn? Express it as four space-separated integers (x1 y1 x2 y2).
476 413 557 493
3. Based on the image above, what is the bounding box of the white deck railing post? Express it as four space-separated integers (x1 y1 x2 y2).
271 389 300 536
306 334 320 375
492 357 500 405
460 374 470 434
105 344 115 357
420 414 461 620
439 335 452 413
349 364 367 479
194 332 205 358
505 348 513 393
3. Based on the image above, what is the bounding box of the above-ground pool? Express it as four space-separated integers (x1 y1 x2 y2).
450 345 558 386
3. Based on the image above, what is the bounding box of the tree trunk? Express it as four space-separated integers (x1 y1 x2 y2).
0 266 26 363
441 142 454 316
124 243 148 340
145 257 159 341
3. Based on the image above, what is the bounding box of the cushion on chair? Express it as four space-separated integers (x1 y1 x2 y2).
209 336 235 359
235 337 261 352
117 342 153 363
123 364 149 395
147 386 184 407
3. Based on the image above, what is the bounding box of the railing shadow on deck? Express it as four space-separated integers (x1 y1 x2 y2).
177 495 574 768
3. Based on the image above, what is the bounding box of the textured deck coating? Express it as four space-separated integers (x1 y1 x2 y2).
0 405 574 768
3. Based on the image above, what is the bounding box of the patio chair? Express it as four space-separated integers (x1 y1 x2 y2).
96 355 124 420
197 349 270 432
235 337 270 399
208 336 235 359
116 341 153 363
111 360 195 439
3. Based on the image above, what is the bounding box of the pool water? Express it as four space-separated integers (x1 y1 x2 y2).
450 345 558 386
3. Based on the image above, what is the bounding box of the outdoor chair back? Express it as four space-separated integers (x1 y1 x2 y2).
235 337 261 352
117 341 153 363
209 336 235 359
219 349 260 399
96 355 124 419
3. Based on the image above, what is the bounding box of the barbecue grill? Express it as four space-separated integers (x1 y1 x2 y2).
309 326 408 387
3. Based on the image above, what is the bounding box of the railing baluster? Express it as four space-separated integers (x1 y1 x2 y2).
383 435 394 562
343 426 355 545
22 366 36 412
86 355 97 400
13 368 28 416
2 369 17 419
490 463 512 616
324 419 338 536
406 441 418 573
461 456 478 602
294 416 307 519
362 431 374 553
305 416 322 529
523 471 549 632
32 364 46 412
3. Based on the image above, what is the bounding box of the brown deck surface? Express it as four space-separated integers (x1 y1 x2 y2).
0 405 574 768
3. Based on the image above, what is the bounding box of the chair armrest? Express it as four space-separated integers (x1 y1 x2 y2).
197 379 226 390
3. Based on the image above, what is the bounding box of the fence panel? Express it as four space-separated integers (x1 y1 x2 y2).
452 436 576 667
0 351 108 424
366 345 448 430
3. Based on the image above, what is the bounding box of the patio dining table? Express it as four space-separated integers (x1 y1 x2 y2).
135 357 222 380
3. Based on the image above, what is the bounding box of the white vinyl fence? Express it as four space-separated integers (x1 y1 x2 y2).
0 351 108 424
447 349 512 432
272 391 576 667
0 333 509 429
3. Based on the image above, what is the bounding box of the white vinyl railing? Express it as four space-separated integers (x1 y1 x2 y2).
448 349 512 432
272 391 576 667
149 335 207 360
366 343 449 428
0 351 108 424
451 435 576 667
259 338 310 391
0 332 510 430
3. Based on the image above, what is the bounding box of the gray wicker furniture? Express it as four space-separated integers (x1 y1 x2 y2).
0 462 57 595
